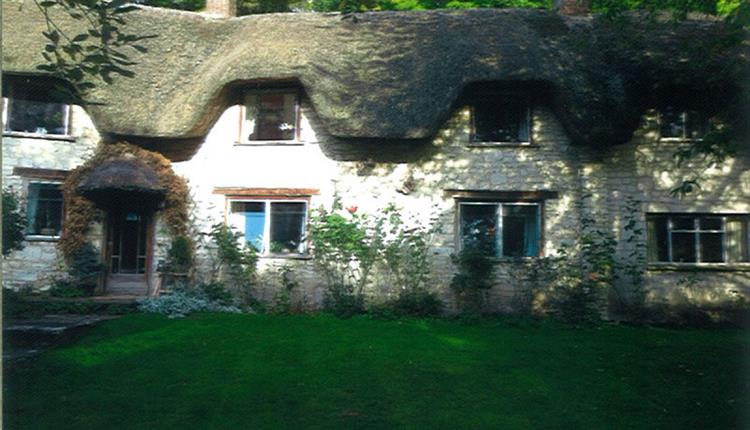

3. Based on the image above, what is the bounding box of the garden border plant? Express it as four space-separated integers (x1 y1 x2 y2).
309 199 442 318
2 188 27 257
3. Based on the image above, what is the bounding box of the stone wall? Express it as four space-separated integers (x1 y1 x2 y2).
600 113 750 312
3 94 748 314
173 96 749 313
2 105 100 289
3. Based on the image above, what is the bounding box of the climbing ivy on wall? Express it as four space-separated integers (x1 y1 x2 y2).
59 142 190 260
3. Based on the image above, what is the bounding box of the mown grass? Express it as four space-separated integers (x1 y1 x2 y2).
4 313 749 429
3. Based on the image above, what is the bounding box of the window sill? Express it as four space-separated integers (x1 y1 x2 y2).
25 235 60 242
657 137 704 143
258 254 311 260
234 140 304 147
3 131 75 141
647 263 750 272
467 141 537 148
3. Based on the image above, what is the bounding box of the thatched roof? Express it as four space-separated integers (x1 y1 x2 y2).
3 2 747 160
77 157 165 205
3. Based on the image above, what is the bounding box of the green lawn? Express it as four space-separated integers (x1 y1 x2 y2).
5 313 749 429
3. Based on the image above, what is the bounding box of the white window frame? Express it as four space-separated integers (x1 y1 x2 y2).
25 180 64 240
457 201 542 257
238 89 300 144
2 85 73 139
227 198 308 256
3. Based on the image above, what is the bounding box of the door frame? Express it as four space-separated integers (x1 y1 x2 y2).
103 209 155 294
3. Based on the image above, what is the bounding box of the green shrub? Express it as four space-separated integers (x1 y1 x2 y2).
200 281 233 305
272 266 300 314
309 201 381 317
67 243 105 293
2 189 26 256
324 283 365 318
49 279 91 298
310 200 441 318
450 229 496 313
367 302 399 320
164 235 193 274
207 223 258 304
391 288 443 317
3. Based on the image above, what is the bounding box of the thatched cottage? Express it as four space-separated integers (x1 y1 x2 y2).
2 0 749 315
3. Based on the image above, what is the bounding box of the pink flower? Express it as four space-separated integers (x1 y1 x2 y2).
346 206 358 214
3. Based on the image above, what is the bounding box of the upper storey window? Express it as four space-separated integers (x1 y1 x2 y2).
2 75 71 137
241 91 299 142
659 108 708 140
471 95 530 144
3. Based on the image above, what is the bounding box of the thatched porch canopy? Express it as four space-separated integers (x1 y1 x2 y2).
77 158 166 208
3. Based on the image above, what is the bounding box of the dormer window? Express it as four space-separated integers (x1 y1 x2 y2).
2 75 71 137
659 108 708 140
471 95 530 144
240 91 298 142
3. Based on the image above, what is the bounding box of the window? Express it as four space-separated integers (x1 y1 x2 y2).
471 95 530 143
2 76 71 136
659 108 708 140
240 91 298 142
228 199 307 255
26 183 64 237
458 201 541 257
647 214 749 264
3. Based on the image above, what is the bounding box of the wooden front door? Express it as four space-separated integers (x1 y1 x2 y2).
106 210 151 295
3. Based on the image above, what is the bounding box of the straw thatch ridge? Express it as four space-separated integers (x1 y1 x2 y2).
77 158 166 200
2 2 747 160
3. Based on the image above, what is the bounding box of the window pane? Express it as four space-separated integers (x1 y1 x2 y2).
671 232 696 263
660 108 685 138
270 202 306 254
647 216 669 262
699 233 724 263
699 216 722 231
725 218 748 262
3 77 69 135
685 110 707 139
231 202 265 252
26 183 63 236
7 98 67 134
242 94 258 141
672 216 695 230
245 93 296 141
501 205 538 257
460 204 498 256
473 97 528 142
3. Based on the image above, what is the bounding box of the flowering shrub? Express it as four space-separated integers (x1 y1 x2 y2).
309 199 440 317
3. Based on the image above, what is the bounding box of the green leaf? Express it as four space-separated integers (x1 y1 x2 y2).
43 30 60 43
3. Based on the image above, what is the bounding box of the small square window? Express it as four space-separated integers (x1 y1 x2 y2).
26 183 64 237
471 96 530 143
459 201 541 257
659 108 708 140
647 214 749 264
228 199 307 255
241 91 298 142
2 76 71 136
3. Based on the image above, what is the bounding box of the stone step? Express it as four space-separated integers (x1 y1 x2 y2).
4 315 117 360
